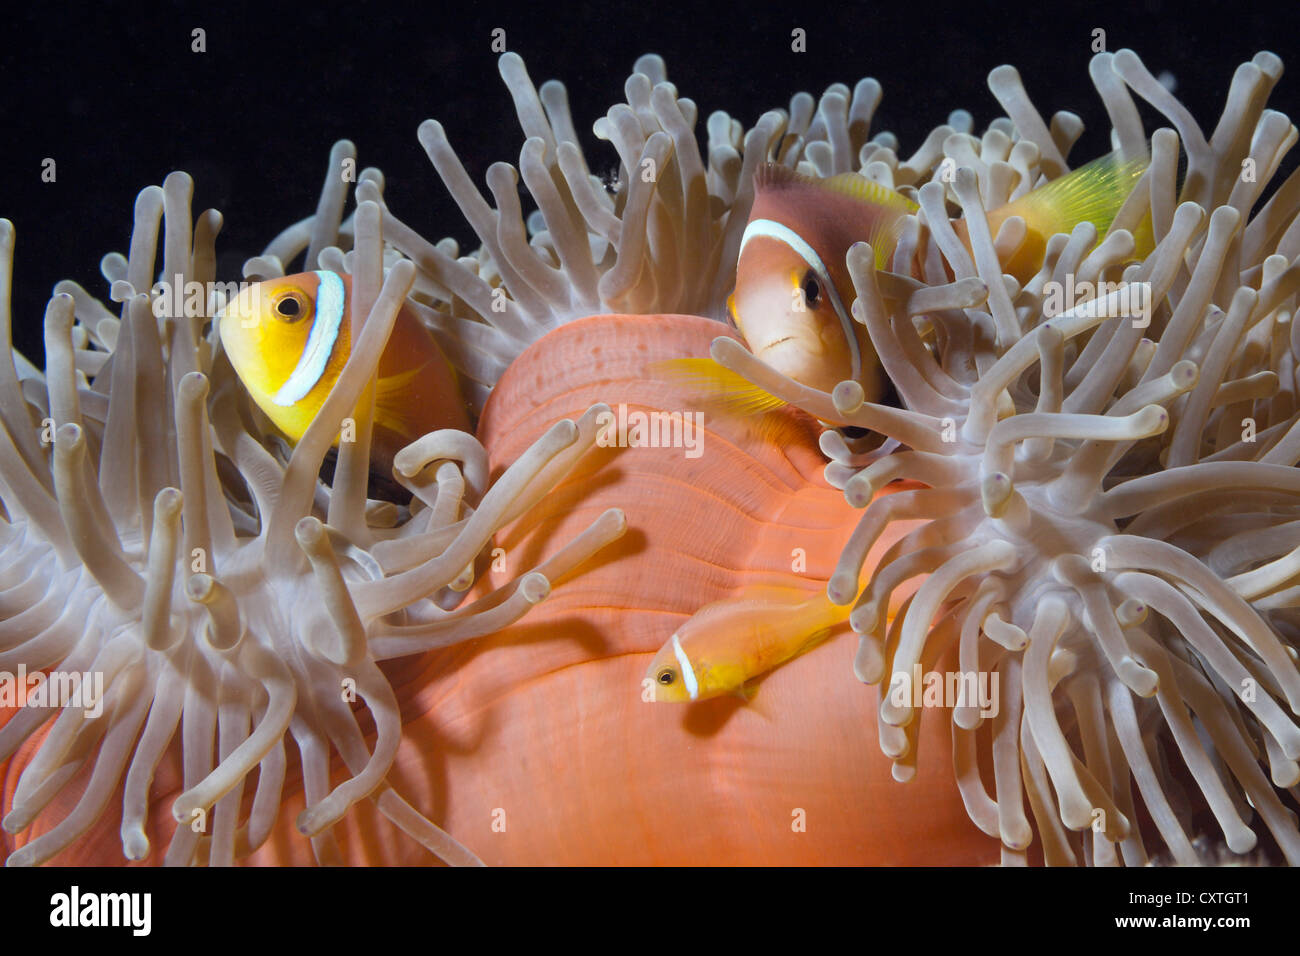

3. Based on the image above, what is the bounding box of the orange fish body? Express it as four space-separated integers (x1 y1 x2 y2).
645 583 851 702
731 167 916 397
720 153 1149 401
218 270 471 473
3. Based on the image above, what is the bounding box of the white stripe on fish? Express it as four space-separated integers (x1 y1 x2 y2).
671 632 699 701
739 218 861 380
273 269 345 406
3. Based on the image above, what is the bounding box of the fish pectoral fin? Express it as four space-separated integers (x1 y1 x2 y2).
373 364 426 436
734 682 776 720
802 627 833 652
651 357 788 415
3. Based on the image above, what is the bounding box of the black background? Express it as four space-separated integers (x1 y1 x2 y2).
0 862 1288 939
1 0 1298 366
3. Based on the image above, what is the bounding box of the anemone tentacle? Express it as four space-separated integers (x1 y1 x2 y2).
0 172 624 866
3 45 1298 867
723 49 1300 865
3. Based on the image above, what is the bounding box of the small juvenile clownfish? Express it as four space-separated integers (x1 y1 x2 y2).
644 583 852 703
659 152 1148 411
217 271 471 472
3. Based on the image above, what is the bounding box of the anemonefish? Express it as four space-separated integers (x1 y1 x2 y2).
661 151 1149 410
644 583 853 702
217 270 471 472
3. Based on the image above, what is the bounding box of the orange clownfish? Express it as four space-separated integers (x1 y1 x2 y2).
662 151 1149 411
217 270 471 472
644 583 853 702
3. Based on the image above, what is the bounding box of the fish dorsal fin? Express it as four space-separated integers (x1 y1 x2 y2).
993 151 1148 240
820 173 919 213
753 164 916 271
652 357 787 415
756 162 917 213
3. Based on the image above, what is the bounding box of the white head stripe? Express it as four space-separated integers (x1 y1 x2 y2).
273 270 345 406
671 633 700 700
739 219 861 380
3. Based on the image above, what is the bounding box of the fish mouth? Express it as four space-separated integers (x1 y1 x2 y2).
756 336 794 355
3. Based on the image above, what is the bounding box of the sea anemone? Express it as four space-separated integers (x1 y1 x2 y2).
2 46 1298 866
706 50 1300 864
0 175 626 866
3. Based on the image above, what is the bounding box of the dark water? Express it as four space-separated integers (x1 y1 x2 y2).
1 0 1296 366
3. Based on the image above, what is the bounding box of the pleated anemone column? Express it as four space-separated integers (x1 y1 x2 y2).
713 49 1300 865
0 168 624 865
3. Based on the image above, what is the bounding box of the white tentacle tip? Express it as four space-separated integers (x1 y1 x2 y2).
984 612 1028 651
297 798 344 838
1118 657 1159 697
981 472 1013 517
4 846 35 867
833 380 866 415
1115 599 1147 627
878 696 914 729
844 473 874 509
1001 823 1034 852
122 827 151 861
520 572 550 604
171 796 200 824
294 515 327 549
154 486 183 517
853 636 885 684
1225 826 1259 855
827 573 857 606
1169 359 1198 387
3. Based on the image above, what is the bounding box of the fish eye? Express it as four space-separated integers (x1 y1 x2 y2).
657 668 676 686
272 292 308 322
801 271 821 308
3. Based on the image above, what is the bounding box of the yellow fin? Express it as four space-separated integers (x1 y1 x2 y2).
373 364 425 436
652 357 788 415
996 151 1148 240
755 164 916 269
820 172 919 213
758 163 917 213
1130 209 1156 259
802 627 834 652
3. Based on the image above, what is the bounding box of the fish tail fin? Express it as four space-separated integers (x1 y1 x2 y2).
993 151 1149 242
651 357 788 415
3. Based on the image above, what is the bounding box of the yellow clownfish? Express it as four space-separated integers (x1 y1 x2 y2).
644 583 852 703
218 270 471 472
661 152 1149 411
